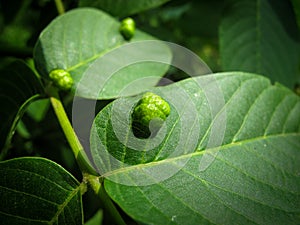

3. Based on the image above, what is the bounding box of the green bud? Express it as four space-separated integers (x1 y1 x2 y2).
49 69 73 91
119 17 135 40
132 92 170 138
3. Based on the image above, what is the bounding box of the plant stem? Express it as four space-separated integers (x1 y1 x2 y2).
54 0 65 15
85 174 127 225
49 89 97 175
49 89 126 224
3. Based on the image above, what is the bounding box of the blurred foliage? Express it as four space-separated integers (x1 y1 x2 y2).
137 0 223 72
1 0 299 223
0 0 223 68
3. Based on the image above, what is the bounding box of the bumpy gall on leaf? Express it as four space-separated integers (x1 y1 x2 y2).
49 69 73 91
132 92 170 138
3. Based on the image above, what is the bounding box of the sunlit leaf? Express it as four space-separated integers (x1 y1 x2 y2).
34 8 171 99
91 72 300 224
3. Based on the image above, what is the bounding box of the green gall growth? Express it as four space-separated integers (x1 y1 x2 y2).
119 17 135 40
132 92 170 138
49 69 73 91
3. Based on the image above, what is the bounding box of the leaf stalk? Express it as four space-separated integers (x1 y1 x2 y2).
49 89 97 175
54 0 65 15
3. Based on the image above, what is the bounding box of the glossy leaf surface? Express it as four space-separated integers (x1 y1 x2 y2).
91 72 300 224
34 8 171 99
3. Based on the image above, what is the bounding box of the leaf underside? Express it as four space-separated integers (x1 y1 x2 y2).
0 157 83 225
90 72 300 224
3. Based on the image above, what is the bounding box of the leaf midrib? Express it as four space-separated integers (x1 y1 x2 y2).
66 42 124 72
101 132 300 177
49 185 81 224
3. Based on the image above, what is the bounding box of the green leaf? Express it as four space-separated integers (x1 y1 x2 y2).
91 72 300 224
79 0 171 17
0 60 44 152
219 0 300 88
0 157 83 225
34 8 171 99
26 99 50 122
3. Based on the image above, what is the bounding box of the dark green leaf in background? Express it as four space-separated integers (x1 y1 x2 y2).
291 0 300 29
0 0 37 55
79 0 171 17
0 60 44 152
91 72 300 224
220 0 300 88
0 157 83 225
178 0 222 38
34 8 171 99
25 99 50 122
